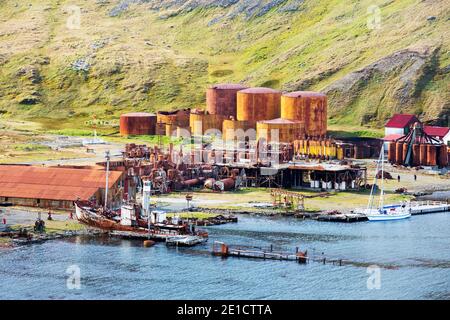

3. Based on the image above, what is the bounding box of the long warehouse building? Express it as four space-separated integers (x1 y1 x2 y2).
0 165 125 210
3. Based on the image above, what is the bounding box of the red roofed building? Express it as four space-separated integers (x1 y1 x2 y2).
0 165 126 210
423 126 450 145
385 114 419 136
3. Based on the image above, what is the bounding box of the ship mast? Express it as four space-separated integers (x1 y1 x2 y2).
104 150 110 209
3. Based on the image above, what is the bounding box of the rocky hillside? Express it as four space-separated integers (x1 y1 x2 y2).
0 0 448 130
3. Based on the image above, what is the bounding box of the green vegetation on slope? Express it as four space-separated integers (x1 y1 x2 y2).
0 0 448 131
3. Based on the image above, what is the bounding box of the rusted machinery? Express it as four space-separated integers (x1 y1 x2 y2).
389 122 448 167
281 91 327 137
207 83 248 119
120 113 157 136
256 118 304 144
237 87 281 122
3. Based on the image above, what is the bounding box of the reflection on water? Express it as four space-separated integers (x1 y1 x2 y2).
0 213 449 300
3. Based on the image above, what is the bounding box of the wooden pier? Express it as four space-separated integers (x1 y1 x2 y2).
211 242 399 269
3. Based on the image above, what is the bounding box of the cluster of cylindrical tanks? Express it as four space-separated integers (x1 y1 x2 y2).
388 142 448 167
120 84 328 145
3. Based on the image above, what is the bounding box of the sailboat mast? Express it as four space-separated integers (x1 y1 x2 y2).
378 144 385 210
104 150 110 209
367 145 382 212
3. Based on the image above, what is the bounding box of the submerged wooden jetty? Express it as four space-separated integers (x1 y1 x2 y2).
211 242 400 269
212 241 308 263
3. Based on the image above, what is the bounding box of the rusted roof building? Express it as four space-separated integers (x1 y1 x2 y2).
0 165 125 210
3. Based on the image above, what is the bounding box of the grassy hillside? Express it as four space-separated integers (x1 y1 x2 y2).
0 0 448 132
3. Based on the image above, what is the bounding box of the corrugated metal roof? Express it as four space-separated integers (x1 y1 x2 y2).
424 126 450 138
0 183 98 201
383 134 404 141
385 114 418 128
0 165 123 201
0 165 122 188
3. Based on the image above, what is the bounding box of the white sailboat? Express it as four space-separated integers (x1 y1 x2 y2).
357 145 411 221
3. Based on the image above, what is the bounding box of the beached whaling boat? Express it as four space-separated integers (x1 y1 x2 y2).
75 201 148 233
75 201 209 241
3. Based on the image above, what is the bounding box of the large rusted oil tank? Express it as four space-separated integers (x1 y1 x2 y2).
438 145 449 167
395 142 404 164
388 142 396 163
190 112 226 136
237 87 281 122
427 145 437 166
207 84 248 119
256 118 304 143
281 91 327 137
412 144 420 167
120 112 156 136
222 119 256 141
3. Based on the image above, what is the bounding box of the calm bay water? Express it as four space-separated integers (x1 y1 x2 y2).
0 213 449 300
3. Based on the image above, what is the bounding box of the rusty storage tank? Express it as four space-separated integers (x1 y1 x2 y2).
438 145 449 167
256 118 304 143
237 87 281 122
281 91 327 137
120 112 156 136
157 109 190 128
207 84 248 119
412 144 420 166
395 142 404 164
427 145 437 166
388 142 396 163
419 144 427 165
402 143 409 162
190 111 226 136
222 119 256 141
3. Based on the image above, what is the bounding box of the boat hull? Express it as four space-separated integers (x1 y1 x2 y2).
75 202 147 233
366 212 411 221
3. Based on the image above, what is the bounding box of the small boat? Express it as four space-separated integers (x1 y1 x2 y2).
166 235 208 247
356 145 411 221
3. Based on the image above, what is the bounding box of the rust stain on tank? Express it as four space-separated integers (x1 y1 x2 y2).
427 144 437 166
256 118 304 143
157 109 190 128
395 142 404 164
190 112 226 136
120 112 156 136
237 87 281 122
207 84 248 119
388 142 396 163
281 91 327 137
222 119 256 141
412 144 420 166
